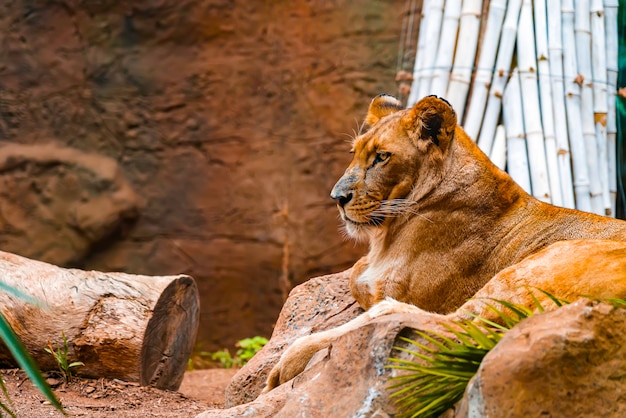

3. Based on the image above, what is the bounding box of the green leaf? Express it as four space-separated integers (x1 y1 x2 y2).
463 310 509 332
531 288 569 307
0 314 63 413
527 291 545 313
68 361 85 368
0 374 16 418
604 298 626 308
387 292 626 418
0 282 42 307
490 299 533 320
0 400 17 418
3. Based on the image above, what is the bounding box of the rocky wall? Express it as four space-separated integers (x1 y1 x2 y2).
0 0 412 348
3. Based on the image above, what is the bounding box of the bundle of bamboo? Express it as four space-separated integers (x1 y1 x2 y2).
405 0 618 216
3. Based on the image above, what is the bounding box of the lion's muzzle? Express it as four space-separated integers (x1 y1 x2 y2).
330 175 357 208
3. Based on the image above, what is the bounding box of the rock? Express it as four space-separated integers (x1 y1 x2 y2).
201 275 626 418
455 299 626 417
45 377 61 388
200 269 447 417
224 269 363 407
0 143 140 266
199 311 446 418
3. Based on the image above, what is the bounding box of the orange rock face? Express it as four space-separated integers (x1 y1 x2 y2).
0 0 409 348
459 300 626 417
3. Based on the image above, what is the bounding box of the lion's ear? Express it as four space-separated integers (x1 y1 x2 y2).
401 95 457 148
365 94 404 126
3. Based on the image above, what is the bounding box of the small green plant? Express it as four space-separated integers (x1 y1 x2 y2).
190 336 269 369
0 282 63 415
44 333 84 384
387 290 570 418
209 349 238 368
235 336 269 364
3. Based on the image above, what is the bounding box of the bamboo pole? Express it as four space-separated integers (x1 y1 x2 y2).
430 0 462 97
547 0 576 209
591 0 611 215
575 0 604 215
605 0 618 214
533 0 563 207
415 0 445 101
503 69 532 194
562 0 593 212
407 1 429 106
445 0 483 119
476 0 522 155
516 0 551 203
490 124 507 170
462 0 507 140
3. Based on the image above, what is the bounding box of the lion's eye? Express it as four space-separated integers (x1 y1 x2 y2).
373 151 390 165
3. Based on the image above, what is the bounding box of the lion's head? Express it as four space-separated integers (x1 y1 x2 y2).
330 95 458 240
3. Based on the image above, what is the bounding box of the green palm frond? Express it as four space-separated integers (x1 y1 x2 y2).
0 283 42 307
0 374 16 418
387 291 578 418
0 283 64 415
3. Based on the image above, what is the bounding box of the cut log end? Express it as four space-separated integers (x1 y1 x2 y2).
140 276 200 390
0 251 201 392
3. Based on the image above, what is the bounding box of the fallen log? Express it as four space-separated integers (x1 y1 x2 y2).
0 251 199 390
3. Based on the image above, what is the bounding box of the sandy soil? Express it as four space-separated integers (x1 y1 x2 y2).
0 368 238 417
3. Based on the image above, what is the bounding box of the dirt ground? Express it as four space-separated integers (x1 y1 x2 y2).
0 368 239 417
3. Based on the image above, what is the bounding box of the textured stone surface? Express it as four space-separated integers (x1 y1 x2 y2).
207 269 445 417
0 143 140 266
212 275 626 418
200 311 442 418
0 0 413 348
224 269 363 407
456 299 626 417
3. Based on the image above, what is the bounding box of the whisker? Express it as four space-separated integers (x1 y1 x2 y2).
370 199 434 224
357 118 367 136
339 132 356 144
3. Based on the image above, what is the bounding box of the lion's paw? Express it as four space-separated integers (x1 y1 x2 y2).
262 333 329 393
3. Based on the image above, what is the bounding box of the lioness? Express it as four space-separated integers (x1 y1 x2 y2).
263 94 626 392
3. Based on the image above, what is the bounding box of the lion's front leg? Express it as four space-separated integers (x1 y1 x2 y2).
262 298 437 393
262 330 334 393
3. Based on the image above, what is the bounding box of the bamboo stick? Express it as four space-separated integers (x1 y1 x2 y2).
605 0 618 214
536 1 562 205
591 0 611 215
562 0 592 212
462 0 507 140
476 0 522 155
547 0 576 209
503 69 532 194
490 124 507 171
575 0 604 215
414 0 445 101
533 0 563 206
445 0 483 120
407 1 429 106
430 0 462 97
517 0 551 203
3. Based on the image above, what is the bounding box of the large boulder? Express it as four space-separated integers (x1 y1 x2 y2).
456 299 626 417
199 273 626 417
0 143 140 266
198 270 447 417
198 312 443 418
224 269 363 407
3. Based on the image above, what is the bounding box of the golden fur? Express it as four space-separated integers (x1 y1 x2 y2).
263 95 626 392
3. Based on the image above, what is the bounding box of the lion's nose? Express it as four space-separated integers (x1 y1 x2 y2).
331 191 353 208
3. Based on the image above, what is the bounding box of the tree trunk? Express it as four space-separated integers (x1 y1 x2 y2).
0 251 199 390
